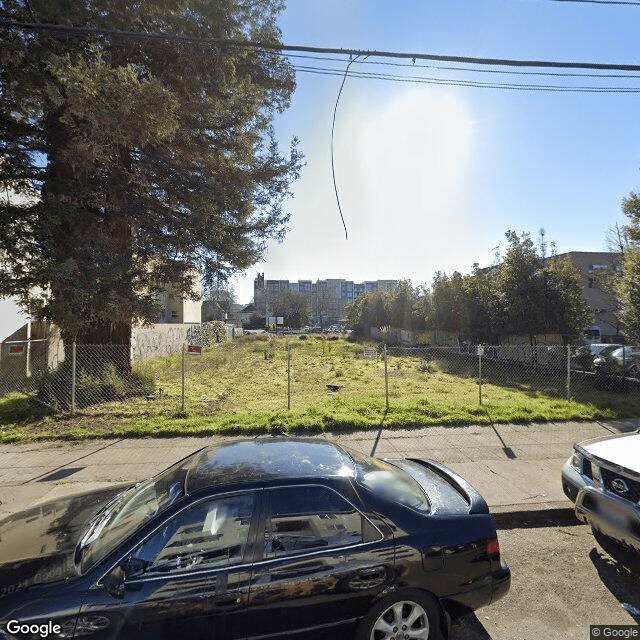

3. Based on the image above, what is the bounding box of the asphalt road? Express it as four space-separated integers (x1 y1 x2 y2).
450 522 639 640
328 519 638 640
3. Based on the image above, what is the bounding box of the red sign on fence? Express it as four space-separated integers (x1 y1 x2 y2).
8 345 25 356
187 345 203 355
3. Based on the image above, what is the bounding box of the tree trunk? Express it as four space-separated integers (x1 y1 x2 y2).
71 321 132 377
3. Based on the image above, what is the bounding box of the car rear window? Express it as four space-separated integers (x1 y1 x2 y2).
351 454 430 513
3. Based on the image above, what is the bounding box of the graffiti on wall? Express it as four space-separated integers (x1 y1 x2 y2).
131 323 234 362
131 325 190 362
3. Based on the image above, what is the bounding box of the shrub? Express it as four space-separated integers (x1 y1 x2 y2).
187 321 227 346
38 363 156 409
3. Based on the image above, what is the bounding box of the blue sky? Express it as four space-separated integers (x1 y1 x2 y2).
2 0 640 334
230 0 640 303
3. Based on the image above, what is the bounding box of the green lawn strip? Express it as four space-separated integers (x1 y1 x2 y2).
0 393 619 443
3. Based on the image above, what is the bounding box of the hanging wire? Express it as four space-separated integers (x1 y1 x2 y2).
331 55 362 241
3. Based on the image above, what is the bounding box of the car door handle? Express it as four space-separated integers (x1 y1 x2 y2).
357 566 386 579
346 566 388 591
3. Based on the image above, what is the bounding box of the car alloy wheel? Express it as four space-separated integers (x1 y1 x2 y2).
358 590 440 640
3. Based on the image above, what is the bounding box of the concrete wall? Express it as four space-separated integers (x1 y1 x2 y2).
2 321 237 370
131 324 193 362
131 323 237 362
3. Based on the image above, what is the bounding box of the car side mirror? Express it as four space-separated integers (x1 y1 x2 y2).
102 564 125 600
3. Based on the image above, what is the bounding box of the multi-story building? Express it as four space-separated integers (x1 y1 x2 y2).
156 270 202 324
555 251 621 342
156 282 201 324
252 274 399 326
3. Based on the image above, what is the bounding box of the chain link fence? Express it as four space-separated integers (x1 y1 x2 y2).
0 339 154 410
1 336 639 449
0 339 54 397
386 343 640 400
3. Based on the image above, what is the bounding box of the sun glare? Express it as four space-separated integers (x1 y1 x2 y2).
350 88 474 227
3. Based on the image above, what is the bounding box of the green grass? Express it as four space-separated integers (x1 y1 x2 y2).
0 335 638 442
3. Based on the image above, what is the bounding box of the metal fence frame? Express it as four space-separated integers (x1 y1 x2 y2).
1 338 639 416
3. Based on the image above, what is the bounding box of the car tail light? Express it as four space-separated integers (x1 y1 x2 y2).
487 539 500 555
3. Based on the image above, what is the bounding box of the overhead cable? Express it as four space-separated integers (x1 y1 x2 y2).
549 0 640 5
282 52 640 79
292 64 640 93
3 19 640 73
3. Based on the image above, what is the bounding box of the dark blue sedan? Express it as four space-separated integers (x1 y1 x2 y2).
0 438 510 639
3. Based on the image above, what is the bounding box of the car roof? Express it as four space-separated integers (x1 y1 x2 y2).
185 438 357 494
589 343 613 354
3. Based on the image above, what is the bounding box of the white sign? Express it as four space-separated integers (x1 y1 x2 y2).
477 346 485 357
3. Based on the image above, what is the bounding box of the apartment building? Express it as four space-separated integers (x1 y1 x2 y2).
555 251 621 342
253 274 399 325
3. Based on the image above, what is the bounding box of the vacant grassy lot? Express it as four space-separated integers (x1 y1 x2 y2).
1 335 639 442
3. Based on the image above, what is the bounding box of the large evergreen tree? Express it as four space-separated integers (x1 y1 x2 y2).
0 1 301 354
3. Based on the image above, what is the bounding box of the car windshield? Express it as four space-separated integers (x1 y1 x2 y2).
75 456 192 573
347 449 430 513
609 346 637 360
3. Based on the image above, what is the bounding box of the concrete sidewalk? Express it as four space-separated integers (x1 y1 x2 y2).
1 418 638 522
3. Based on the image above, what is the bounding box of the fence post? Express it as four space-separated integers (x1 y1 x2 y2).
287 344 291 410
566 345 571 401
384 345 389 410
478 347 483 405
181 344 186 413
25 320 31 378
70 342 76 414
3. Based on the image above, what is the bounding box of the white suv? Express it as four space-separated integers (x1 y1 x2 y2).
562 430 640 553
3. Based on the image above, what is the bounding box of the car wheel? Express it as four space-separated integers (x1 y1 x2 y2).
356 589 442 640
628 364 640 379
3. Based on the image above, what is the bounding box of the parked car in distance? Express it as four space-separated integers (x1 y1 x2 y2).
593 345 640 377
588 343 620 357
562 429 640 555
571 344 618 372
0 438 510 640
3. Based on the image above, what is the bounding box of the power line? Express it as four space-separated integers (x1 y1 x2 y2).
283 52 640 79
293 65 640 93
549 0 640 5
3 18 640 73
